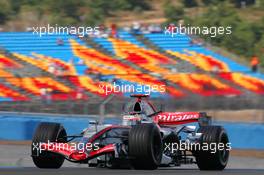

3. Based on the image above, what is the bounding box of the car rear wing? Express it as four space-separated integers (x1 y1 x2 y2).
153 112 212 126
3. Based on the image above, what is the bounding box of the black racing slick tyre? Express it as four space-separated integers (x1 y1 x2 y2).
31 122 67 168
195 126 230 170
128 123 163 170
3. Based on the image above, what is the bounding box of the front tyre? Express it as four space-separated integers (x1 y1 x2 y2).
31 122 67 168
129 123 162 170
195 126 229 170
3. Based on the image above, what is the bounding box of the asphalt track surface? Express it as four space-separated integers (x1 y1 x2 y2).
1 167 264 175
0 145 264 175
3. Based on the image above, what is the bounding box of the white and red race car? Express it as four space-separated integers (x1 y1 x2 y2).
31 94 230 170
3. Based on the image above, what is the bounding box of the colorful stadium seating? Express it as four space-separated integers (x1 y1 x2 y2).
31 53 77 76
6 77 86 101
13 53 49 72
164 73 240 96
144 32 264 80
0 69 13 78
219 73 264 94
0 32 88 75
0 31 263 101
67 76 120 97
143 31 264 96
168 50 230 72
0 83 29 101
0 54 21 68
109 37 174 75
70 39 184 97
95 32 242 97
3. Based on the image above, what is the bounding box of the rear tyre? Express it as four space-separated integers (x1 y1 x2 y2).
129 123 162 170
195 126 229 170
31 122 67 168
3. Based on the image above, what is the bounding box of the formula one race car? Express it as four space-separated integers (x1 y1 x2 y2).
31 94 230 170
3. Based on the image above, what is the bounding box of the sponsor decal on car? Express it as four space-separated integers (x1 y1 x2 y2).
157 112 200 122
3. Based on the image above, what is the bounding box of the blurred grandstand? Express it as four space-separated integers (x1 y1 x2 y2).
0 0 263 117
0 29 263 115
